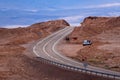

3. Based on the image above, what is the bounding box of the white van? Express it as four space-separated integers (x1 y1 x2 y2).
83 40 92 46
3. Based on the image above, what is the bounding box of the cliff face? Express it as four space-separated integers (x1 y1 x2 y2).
0 19 69 45
69 16 120 43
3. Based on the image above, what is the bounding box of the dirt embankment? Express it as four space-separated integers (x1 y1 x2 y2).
59 16 120 72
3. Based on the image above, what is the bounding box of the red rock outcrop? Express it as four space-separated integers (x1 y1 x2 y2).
69 16 120 43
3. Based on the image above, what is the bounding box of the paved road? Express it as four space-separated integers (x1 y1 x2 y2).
33 26 120 79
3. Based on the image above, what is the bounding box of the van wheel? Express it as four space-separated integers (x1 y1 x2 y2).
83 44 85 46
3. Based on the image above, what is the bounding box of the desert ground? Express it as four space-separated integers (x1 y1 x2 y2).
0 19 113 80
57 16 120 72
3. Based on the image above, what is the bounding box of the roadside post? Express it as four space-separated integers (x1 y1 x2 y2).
83 61 88 69
82 57 88 69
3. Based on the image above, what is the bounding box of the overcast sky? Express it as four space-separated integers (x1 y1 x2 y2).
0 0 120 28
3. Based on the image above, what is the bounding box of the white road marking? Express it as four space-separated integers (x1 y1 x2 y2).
33 26 69 60
33 26 83 66
52 27 84 67
33 26 120 79
33 46 40 57
42 27 74 64
42 38 64 63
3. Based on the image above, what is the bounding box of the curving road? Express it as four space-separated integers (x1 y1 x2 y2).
33 26 120 79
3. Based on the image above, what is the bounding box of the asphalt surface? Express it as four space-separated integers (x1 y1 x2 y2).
33 26 120 79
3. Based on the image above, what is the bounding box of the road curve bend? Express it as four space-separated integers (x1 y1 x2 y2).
33 26 120 79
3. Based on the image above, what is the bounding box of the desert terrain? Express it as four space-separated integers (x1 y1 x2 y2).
58 16 120 72
0 19 113 80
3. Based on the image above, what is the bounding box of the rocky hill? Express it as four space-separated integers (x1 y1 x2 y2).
69 16 120 43
0 19 69 45
65 16 120 71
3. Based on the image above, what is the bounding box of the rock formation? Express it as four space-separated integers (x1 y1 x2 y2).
69 16 120 44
